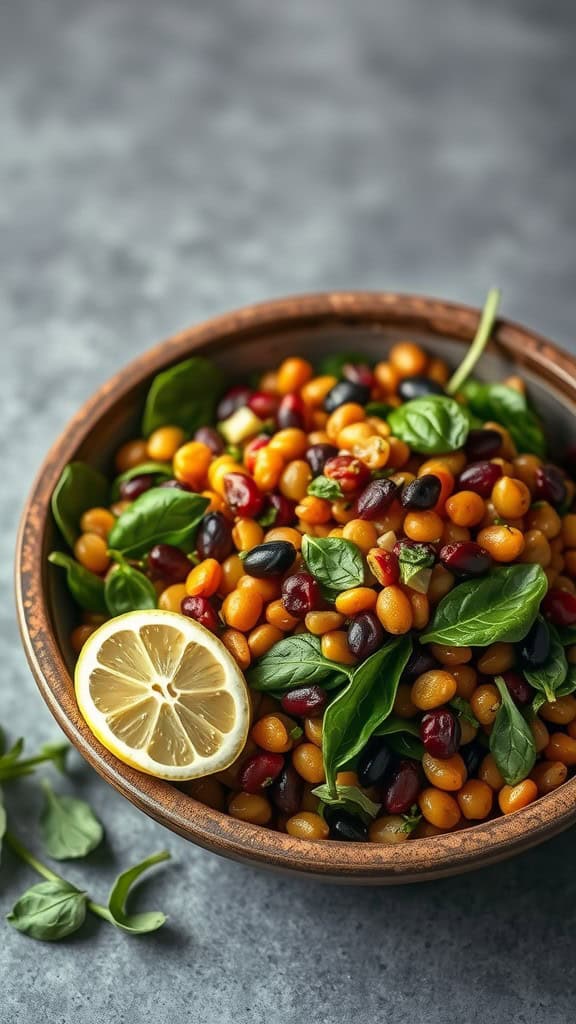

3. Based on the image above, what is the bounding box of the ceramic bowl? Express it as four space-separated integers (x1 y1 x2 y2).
16 292 576 883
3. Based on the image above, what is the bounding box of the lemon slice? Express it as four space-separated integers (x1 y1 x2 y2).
75 609 250 781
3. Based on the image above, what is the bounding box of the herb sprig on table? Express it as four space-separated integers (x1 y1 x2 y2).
0 731 170 942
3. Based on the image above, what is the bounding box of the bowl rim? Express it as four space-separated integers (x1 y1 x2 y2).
15 290 576 882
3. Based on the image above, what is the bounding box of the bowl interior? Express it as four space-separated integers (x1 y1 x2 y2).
22 294 576 883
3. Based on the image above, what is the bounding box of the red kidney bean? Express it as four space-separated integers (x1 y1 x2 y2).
323 380 371 412
248 391 279 419
355 478 398 519
457 461 502 497
148 544 192 583
367 548 400 587
260 493 297 527
439 541 492 577
159 478 191 490
196 512 234 562
244 435 270 473
194 426 225 454
119 474 156 501
217 385 253 421
400 475 442 510
180 595 220 632
420 710 461 759
281 572 321 618
542 588 576 627
281 686 328 717
223 472 264 517
305 443 339 477
347 612 385 660
534 464 568 507
383 760 421 814
271 761 303 816
342 363 375 389
465 428 502 461
501 671 534 706
324 455 371 494
240 752 285 794
277 393 307 430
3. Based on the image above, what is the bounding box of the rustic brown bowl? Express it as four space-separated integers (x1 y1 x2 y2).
15 292 576 883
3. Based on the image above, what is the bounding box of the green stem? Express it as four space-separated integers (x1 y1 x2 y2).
3 831 62 884
0 752 62 782
87 900 113 922
446 288 501 396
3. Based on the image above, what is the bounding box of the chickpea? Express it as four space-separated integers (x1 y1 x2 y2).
264 527 303 549
409 591 430 631
513 454 542 492
422 752 467 792
451 665 478 700
186 559 222 598
301 375 338 407
376 586 413 634
173 441 213 488
286 811 329 840
268 428 309 460
445 491 486 528
386 438 411 469
427 565 455 606
491 476 532 519
158 583 188 612
335 587 377 616
389 340 428 377
478 753 504 790
476 525 525 562
498 780 538 814
476 643 515 675
369 815 410 844
374 361 400 393
403 510 444 543
305 611 346 635
221 589 263 632
276 357 313 394
457 780 493 820
220 554 244 595
115 438 149 473
295 496 332 525
429 644 472 666
470 684 501 727
441 523 471 545
80 507 116 539
304 717 323 747
248 624 285 659
392 682 419 719
326 403 366 442
228 793 272 826
221 628 251 670
341 519 378 554
562 514 576 548
292 743 325 783
70 624 97 654
411 670 457 710
520 529 552 567
529 716 550 754
232 518 264 552
418 788 461 829
544 732 576 765
251 714 292 753
253 448 285 491
525 503 562 539
530 760 568 796
266 599 299 632
74 533 110 574
238 575 280 602
539 695 576 725
147 425 186 462
279 460 313 502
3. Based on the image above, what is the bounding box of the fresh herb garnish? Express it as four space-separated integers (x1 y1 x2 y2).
110 461 172 500
108 488 209 559
105 557 157 615
420 564 547 647
142 356 225 437
47 552 107 614
388 395 469 455
39 780 104 861
51 462 109 550
397 543 435 592
313 783 381 823
523 620 568 704
489 676 537 785
461 380 546 458
301 535 365 601
374 716 424 759
247 634 352 692
307 476 344 501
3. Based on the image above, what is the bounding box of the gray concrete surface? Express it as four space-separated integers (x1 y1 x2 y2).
1 1 575 1021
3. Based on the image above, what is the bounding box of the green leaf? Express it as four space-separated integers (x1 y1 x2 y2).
0 726 6 756
39 780 103 860
387 396 469 455
48 552 108 614
99 851 171 933
450 697 479 728
38 742 69 775
105 563 157 616
7 880 87 941
322 635 413 795
365 402 391 419
401 807 423 834
257 504 278 528
523 621 568 703
318 352 370 379
247 634 352 692
461 380 546 458
489 676 537 785
420 564 547 647
51 462 110 549
0 787 6 861
313 784 381 823
110 461 173 500
446 288 501 395
374 715 424 759
142 357 225 437
397 542 435 592
555 624 576 647
307 476 344 501
301 535 365 601
108 488 209 559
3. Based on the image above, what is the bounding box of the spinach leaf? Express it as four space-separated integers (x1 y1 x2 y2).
420 564 547 647
7 880 87 941
105 563 157 616
248 633 353 692
95 851 171 934
374 716 424 759
40 780 104 860
301 535 365 601
48 552 107 614
450 697 479 728
387 396 469 454
307 476 344 501
461 380 546 458
322 635 413 795
523 621 568 703
142 357 225 437
365 401 391 418
397 542 435 592
555 624 576 647
312 784 381 823
51 462 109 549
489 676 536 785
110 461 172 500
318 352 370 379
108 488 209 559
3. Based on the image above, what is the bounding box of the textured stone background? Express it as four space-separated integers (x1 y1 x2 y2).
1 1 575 1021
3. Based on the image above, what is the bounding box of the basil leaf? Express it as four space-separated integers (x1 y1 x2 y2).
38 741 69 775
7 880 87 941
397 543 435 592
307 476 344 501
39 780 103 860
142 357 225 437
322 635 413 794
51 462 109 550
374 716 424 759
257 505 278 528
248 634 352 692
313 783 381 823
420 564 547 647
461 380 546 458
523 621 568 703
108 488 209 559
365 401 391 418
301 535 365 601
318 352 370 379
110 461 172 500
490 676 536 785
105 564 157 616
555 624 576 647
0 787 6 861
99 851 170 933
450 697 479 728
401 807 423 834
48 552 108 614
388 396 469 455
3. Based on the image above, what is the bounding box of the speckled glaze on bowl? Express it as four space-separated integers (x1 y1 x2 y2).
15 293 576 883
